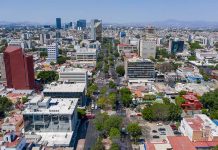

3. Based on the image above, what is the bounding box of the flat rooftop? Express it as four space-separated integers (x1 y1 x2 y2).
127 57 153 63
5 46 22 53
23 96 78 115
43 83 86 93
60 66 87 73
36 132 73 147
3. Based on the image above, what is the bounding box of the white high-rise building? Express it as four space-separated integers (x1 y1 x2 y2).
0 53 6 81
139 26 157 59
140 40 156 59
47 43 58 63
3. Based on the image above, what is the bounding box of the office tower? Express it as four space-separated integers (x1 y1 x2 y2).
139 26 157 59
47 43 59 63
169 39 184 54
69 22 73 28
125 57 155 80
0 53 6 81
140 40 156 59
4 46 35 89
76 19 86 30
56 31 61 38
39 33 44 45
91 19 102 41
56 18 62 29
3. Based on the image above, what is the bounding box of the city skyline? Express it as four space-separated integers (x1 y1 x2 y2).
1 0 218 24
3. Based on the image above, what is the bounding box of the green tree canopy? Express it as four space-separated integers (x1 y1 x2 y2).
116 65 125 76
127 123 142 142
37 71 58 84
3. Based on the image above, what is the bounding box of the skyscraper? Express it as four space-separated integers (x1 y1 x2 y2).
91 19 102 41
56 18 62 29
4 46 35 89
76 20 86 30
139 26 157 59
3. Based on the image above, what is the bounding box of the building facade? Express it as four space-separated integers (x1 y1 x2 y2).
4 46 35 89
56 18 62 29
0 53 6 82
169 40 184 54
91 19 102 41
76 19 86 30
125 58 155 80
43 83 86 106
59 66 88 88
140 40 156 59
47 43 59 63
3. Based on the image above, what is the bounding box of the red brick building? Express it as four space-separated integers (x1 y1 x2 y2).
181 92 203 110
4 46 34 89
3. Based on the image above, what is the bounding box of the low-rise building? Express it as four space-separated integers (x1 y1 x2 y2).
23 95 79 147
0 132 26 150
43 82 86 106
75 47 97 64
125 57 155 81
59 66 88 88
117 44 138 54
180 114 218 142
1 114 24 132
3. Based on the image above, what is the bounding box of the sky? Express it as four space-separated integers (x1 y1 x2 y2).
1 0 218 24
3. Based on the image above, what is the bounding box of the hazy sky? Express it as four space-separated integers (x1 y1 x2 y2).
1 0 218 24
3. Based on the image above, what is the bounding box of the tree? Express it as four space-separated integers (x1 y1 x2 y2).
120 88 132 107
97 97 107 109
77 108 86 119
109 128 121 139
116 65 125 76
142 107 153 121
212 145 218 150
0 97 12 118
109 81 116 89
91 138 105 150
100 86 107 95
50 61 55 66
189 41 202 51
87 83 98 97
168 104 182 121
110 143 120 150
93 113 109 131
152 103 170 121
108 92 116 107
37 71 59 84
163 97 171 105
104 115 122 133
127 123 142 143
175 96 185 106
178 90 187 97
40 51 48 58
57 56 68 65
143 95 156 101
21 96 29 104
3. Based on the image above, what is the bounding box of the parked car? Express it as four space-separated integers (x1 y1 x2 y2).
153 135 160 138
170 124 177 130
160 131 166 135
152 130 158 133
158 128 166 131
174 130 182 135
157 123 163 126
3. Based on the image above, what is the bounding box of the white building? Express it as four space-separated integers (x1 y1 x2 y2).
179 114 218 142
8 39 25 49
47 43 59 63
59 66 88 88
140 40 156 59
43 82 86 106
195 49 218 61
75 47 97 63
22 95 78 147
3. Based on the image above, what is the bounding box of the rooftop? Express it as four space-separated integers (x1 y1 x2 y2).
23 96 78 115
59 66 87 73
43 82 86 93
4 46 22 53
36 132 73 147
167 136 196 150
